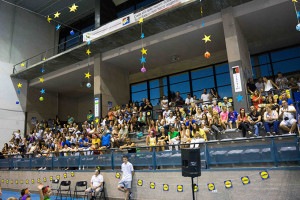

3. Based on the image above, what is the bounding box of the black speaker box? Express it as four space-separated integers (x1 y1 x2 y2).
181 148 201 177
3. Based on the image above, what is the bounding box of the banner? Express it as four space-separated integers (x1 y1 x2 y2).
83 0 186 42
232 66 242 92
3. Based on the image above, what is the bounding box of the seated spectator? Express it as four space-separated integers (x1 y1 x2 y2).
191 123 207 142
99 130 111 151
212 100 220 113
119 124 128 143
165 112 176 129
220 106 229 130
174 91 184 106
79 135 89 148
174 117 182 132
210 88 219 102
248 105 262 136
180 124 191 147
221 97 232 111
157 127 168 151
137 112 146 130
190 131 204 148
200 89 211 107
201 113 211 134
156 115 165 131
279 93 294 106
255 77 264 93
193 95 200 105
85 169 104 199
189 103 197 116
147 131 157 152
120 138 136 153
264 104 280 136
161 95 169 111
237 108 252 137
67 115 75 125
185 94 194 105
252 89 263 111
163 106 171 119
186 116 196 131
228 106 238 129
89 124 96 134
87 110 94 124
263 76 279 92
279 100 297 134
288 77 299 95
210 111 223 140
168 126 180 151
92 134 101 147
247 78 257 94
111 126 120 148
138 98 147 112
195 108 202 124
275 72 289 90
266 95 279 112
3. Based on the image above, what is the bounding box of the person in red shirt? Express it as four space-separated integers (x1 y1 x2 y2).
252 89 263 111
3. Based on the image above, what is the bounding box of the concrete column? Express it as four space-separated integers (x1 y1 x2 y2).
222 7 252 112
94 53 102 120
95 0 101 29
94 54 130 118
159 78 164 98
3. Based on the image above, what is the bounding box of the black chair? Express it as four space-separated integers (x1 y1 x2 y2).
56 181 72 200
73 181 88 200
51 179 60 198
93 182 106 200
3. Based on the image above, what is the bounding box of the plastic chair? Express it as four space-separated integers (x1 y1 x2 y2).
93 182 106 200
51 179 60 198
56 181 71 200
73 181 88 200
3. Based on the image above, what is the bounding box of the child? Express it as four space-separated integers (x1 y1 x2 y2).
148 131 156 152
228 106 238 129
38 183 52 200
21 195 31 200
220 106 229 130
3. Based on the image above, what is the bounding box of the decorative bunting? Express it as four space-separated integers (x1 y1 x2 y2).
69 3 78 12
202 35 211 43
47 16 52 23
39 77 44 83
85 72 91 79
56 24 61 31
54 11 61 18
86 49 91 55
17 83 22 88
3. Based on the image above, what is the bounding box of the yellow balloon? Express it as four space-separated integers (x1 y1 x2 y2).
229 98 233 103
250 95 253 99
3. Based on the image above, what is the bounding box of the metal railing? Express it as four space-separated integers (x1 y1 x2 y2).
1 135 299 170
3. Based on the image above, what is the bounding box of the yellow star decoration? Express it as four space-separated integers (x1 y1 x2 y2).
141 48 147 55
86 49 91 55
43 57 46 61
17 83 22 88
69 4 78 12
202 35 211 43
292 0 297 2
47 16 52 23
54 11 61 18
85 72 91 79
139 18 143 24
39 77 44 83
21 63 25 67
95 118 99 123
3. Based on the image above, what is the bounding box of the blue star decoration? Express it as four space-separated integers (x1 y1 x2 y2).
70 30 74 35
87 40 91 45
56 24 60 31
40 89 45 94
17 90 20 94
236 94 244 102
40 68 45 73
297 11 300 20
140 56 146 63
140 33 144 39
201 20 205 26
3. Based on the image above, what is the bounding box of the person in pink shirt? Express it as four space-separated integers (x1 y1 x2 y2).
220 106 228 130
212 100 220 113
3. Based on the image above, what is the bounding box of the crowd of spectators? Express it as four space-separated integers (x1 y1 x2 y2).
0 73 299 167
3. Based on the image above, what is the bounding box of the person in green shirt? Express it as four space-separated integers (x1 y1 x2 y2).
168 126 180 151
87 110 94 124
67 115 74 124
37 183 52 200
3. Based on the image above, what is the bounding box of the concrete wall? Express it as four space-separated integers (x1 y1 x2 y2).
1 169 300 200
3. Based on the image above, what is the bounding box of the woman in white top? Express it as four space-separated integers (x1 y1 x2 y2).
263 76 279 92
180 124 190 147
264 104 279 136
195 109 202 124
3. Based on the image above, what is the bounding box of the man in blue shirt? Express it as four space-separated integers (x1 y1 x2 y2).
100 131 111 150
186 116 196 131
279 93 294 106
61 138 71 147
79 135 89 148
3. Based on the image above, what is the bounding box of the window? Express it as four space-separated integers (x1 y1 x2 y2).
170 82 190 98
192 77 215 92
169 73 189 84
216 73 231 87
191 67 213 79
215 63 229 74
218 85 232 98
131 82 148 103
131 82 147 93
272 58 300 75
270 46 300 62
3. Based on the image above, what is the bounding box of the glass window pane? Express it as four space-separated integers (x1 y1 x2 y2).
169 73 189 84
169 81 190 95
131 91 148 103
191 67 213 79
192 77 215 92
252 67 257 79
215 63 229 74
258 54 270 65
216 73 231 87
149 80 159 89
218 85 232 98
150 88 160 99
163 78 167 86
131 82 147 93
259 64 273 77
270 47 300 62
150 99 160 106
272 58 300 75
164 86 168 97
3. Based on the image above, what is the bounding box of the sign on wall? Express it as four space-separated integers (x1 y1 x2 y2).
94 98 99 117
232 66 242 92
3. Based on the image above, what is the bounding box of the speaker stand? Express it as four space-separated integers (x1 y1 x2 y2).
191 177 195 200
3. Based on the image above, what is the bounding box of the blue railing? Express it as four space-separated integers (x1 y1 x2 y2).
0 136 299 170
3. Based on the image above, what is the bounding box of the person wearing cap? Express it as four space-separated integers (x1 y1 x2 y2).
221 97 232 112
85 169 104 199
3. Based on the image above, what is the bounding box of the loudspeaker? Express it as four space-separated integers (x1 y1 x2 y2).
181 148 201 177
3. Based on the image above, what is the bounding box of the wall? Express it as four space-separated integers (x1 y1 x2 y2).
77 94 94 122
1 169 300 200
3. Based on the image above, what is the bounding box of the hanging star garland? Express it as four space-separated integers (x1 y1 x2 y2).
141 48 147 55
40 68 45 73
140 56 146 63
86 49 91 55
202 35 211 43
54 11 61 18
47 16 52 23
292 0 300 24
43 57 46 61
95 118 99 123
40 89 45 94
139 18 144 24
139 18 148 72
17 83 22 88
85 72 91 79
140 33 145 39
21 63 25 67
39 77 44 83
56 24 61 31
69 4 78 12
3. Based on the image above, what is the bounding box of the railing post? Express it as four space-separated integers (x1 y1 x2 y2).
29 156 32 170
152 147 157 170
270 138 278 167
11 157 14 169
294 136 300 166
205 143 210 169
51 155 54 170
111 150 115 170
78 152 81 169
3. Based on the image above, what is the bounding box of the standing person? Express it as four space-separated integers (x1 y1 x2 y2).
263 76 279 92
275 72 289 90
160 95 168 111
117 156 134 200
37 183 52 200
87 110 94 124
210 88 219 102
252 89 263 111
174 91 184 106
264 104 280 136
247 78 257 94
185 94 194 105
85 169 104 199
255 77 264 93
200 89 211 107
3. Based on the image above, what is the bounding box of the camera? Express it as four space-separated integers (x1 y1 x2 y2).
284 117 289 121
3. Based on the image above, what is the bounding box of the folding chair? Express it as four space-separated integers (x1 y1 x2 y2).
73 181 88 200
51 179 60 198
56 181 72 200
93 182 106 200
